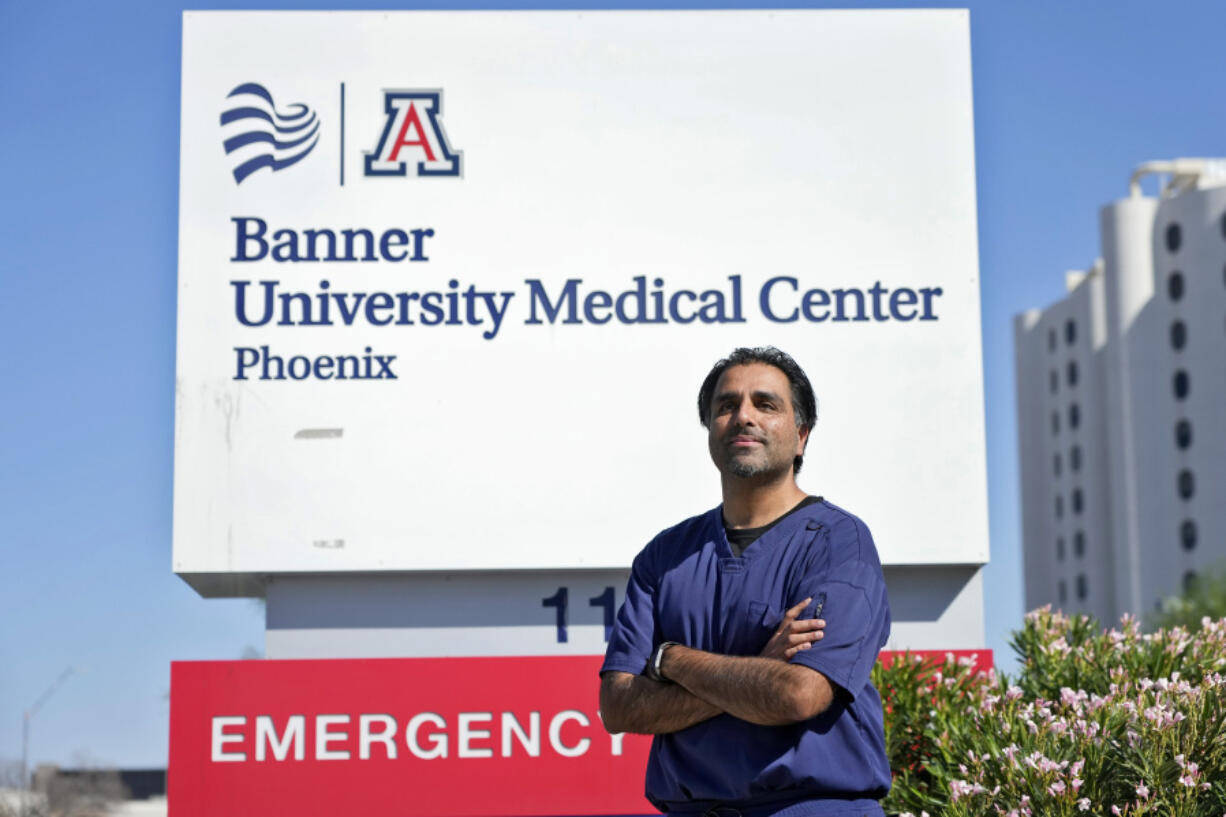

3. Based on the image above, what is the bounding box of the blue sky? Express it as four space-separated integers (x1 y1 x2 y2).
3 0 1224 768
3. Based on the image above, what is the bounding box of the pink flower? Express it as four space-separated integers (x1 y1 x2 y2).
949 779 987 802
1078 798 1090 812
1048 781 1066 795
1046 637 1072 656
1136 783 1150 799
1060 687 1086 707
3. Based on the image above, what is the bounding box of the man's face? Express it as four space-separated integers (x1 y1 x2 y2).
707 362 809 480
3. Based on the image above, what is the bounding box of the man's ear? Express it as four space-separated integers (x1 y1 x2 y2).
796 424 811 456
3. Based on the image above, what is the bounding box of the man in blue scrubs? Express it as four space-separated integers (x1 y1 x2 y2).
600 347 891 817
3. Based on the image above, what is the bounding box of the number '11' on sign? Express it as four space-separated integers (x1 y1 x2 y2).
541 586 615 643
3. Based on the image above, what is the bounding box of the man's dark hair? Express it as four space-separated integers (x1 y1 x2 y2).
697 346 818 473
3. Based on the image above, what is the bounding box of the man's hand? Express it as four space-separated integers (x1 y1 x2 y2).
759 597 826 661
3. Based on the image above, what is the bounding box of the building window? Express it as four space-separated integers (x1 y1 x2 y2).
1051 411 1060 434
1067 360 1078 387
1059 580 1068 604
1048 328 1057 351
1076 574 1088 601
1070 445 1082 472
1057 537 1065 561
1170 320 1187 351
1065 319 1076 346
1181 519 1197 551
1055 495 1064 519
1184 571 1199 592
1069 403 1080 429
1072 488 1084 515
1178 469 1195 500
1073 530 1085 558
1174 370 1190 400
1168 271 1185 301
1221 211 1226 239
1050 370 1058 394
1053 453 1062 477
1176 419 1192 450
1166 223 1182 253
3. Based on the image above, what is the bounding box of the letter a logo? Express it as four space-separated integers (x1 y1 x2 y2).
364 90 462 178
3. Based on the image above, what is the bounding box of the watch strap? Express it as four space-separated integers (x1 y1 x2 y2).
646 641 680 683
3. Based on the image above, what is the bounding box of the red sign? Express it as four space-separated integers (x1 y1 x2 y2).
170 656 647 817
169 650 991 817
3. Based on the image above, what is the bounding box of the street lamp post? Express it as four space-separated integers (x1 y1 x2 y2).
21 666 77 817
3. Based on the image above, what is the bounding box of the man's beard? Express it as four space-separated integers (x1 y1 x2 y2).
728 459 768 478
724 447 791 479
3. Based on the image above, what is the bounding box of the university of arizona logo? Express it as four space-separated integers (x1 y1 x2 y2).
221 82 320 184
364 91 462 178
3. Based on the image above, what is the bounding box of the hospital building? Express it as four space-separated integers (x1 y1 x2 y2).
1015 159 1226 624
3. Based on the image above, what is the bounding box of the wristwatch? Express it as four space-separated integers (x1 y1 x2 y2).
645 641 680 683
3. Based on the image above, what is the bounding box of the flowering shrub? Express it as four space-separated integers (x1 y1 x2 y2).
873 607 1226 816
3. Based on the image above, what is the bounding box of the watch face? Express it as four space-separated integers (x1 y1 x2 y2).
649 643 667 682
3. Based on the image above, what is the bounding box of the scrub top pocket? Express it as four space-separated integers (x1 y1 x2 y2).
740 599 778 654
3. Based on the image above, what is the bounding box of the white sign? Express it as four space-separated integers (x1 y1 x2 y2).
175 10 987 593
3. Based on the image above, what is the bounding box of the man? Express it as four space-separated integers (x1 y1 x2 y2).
599 346 891 817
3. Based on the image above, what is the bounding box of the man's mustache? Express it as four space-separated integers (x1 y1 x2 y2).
724 429 767 444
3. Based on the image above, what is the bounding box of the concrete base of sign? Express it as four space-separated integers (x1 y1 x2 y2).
263 566 985 659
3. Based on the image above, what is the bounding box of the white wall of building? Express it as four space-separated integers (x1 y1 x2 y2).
1015 266 1114 624
1017 166 1226 623
1099 195 1158 619
264 566 986 659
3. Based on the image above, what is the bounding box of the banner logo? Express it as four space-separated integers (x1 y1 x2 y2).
364 91 462 178
221 83 320 185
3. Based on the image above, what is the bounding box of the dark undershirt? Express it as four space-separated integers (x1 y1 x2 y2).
723 495 823 557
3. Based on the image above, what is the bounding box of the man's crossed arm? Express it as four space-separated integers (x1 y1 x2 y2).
599 599 833 735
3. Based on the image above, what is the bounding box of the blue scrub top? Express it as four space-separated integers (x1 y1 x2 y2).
601 499 892 815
